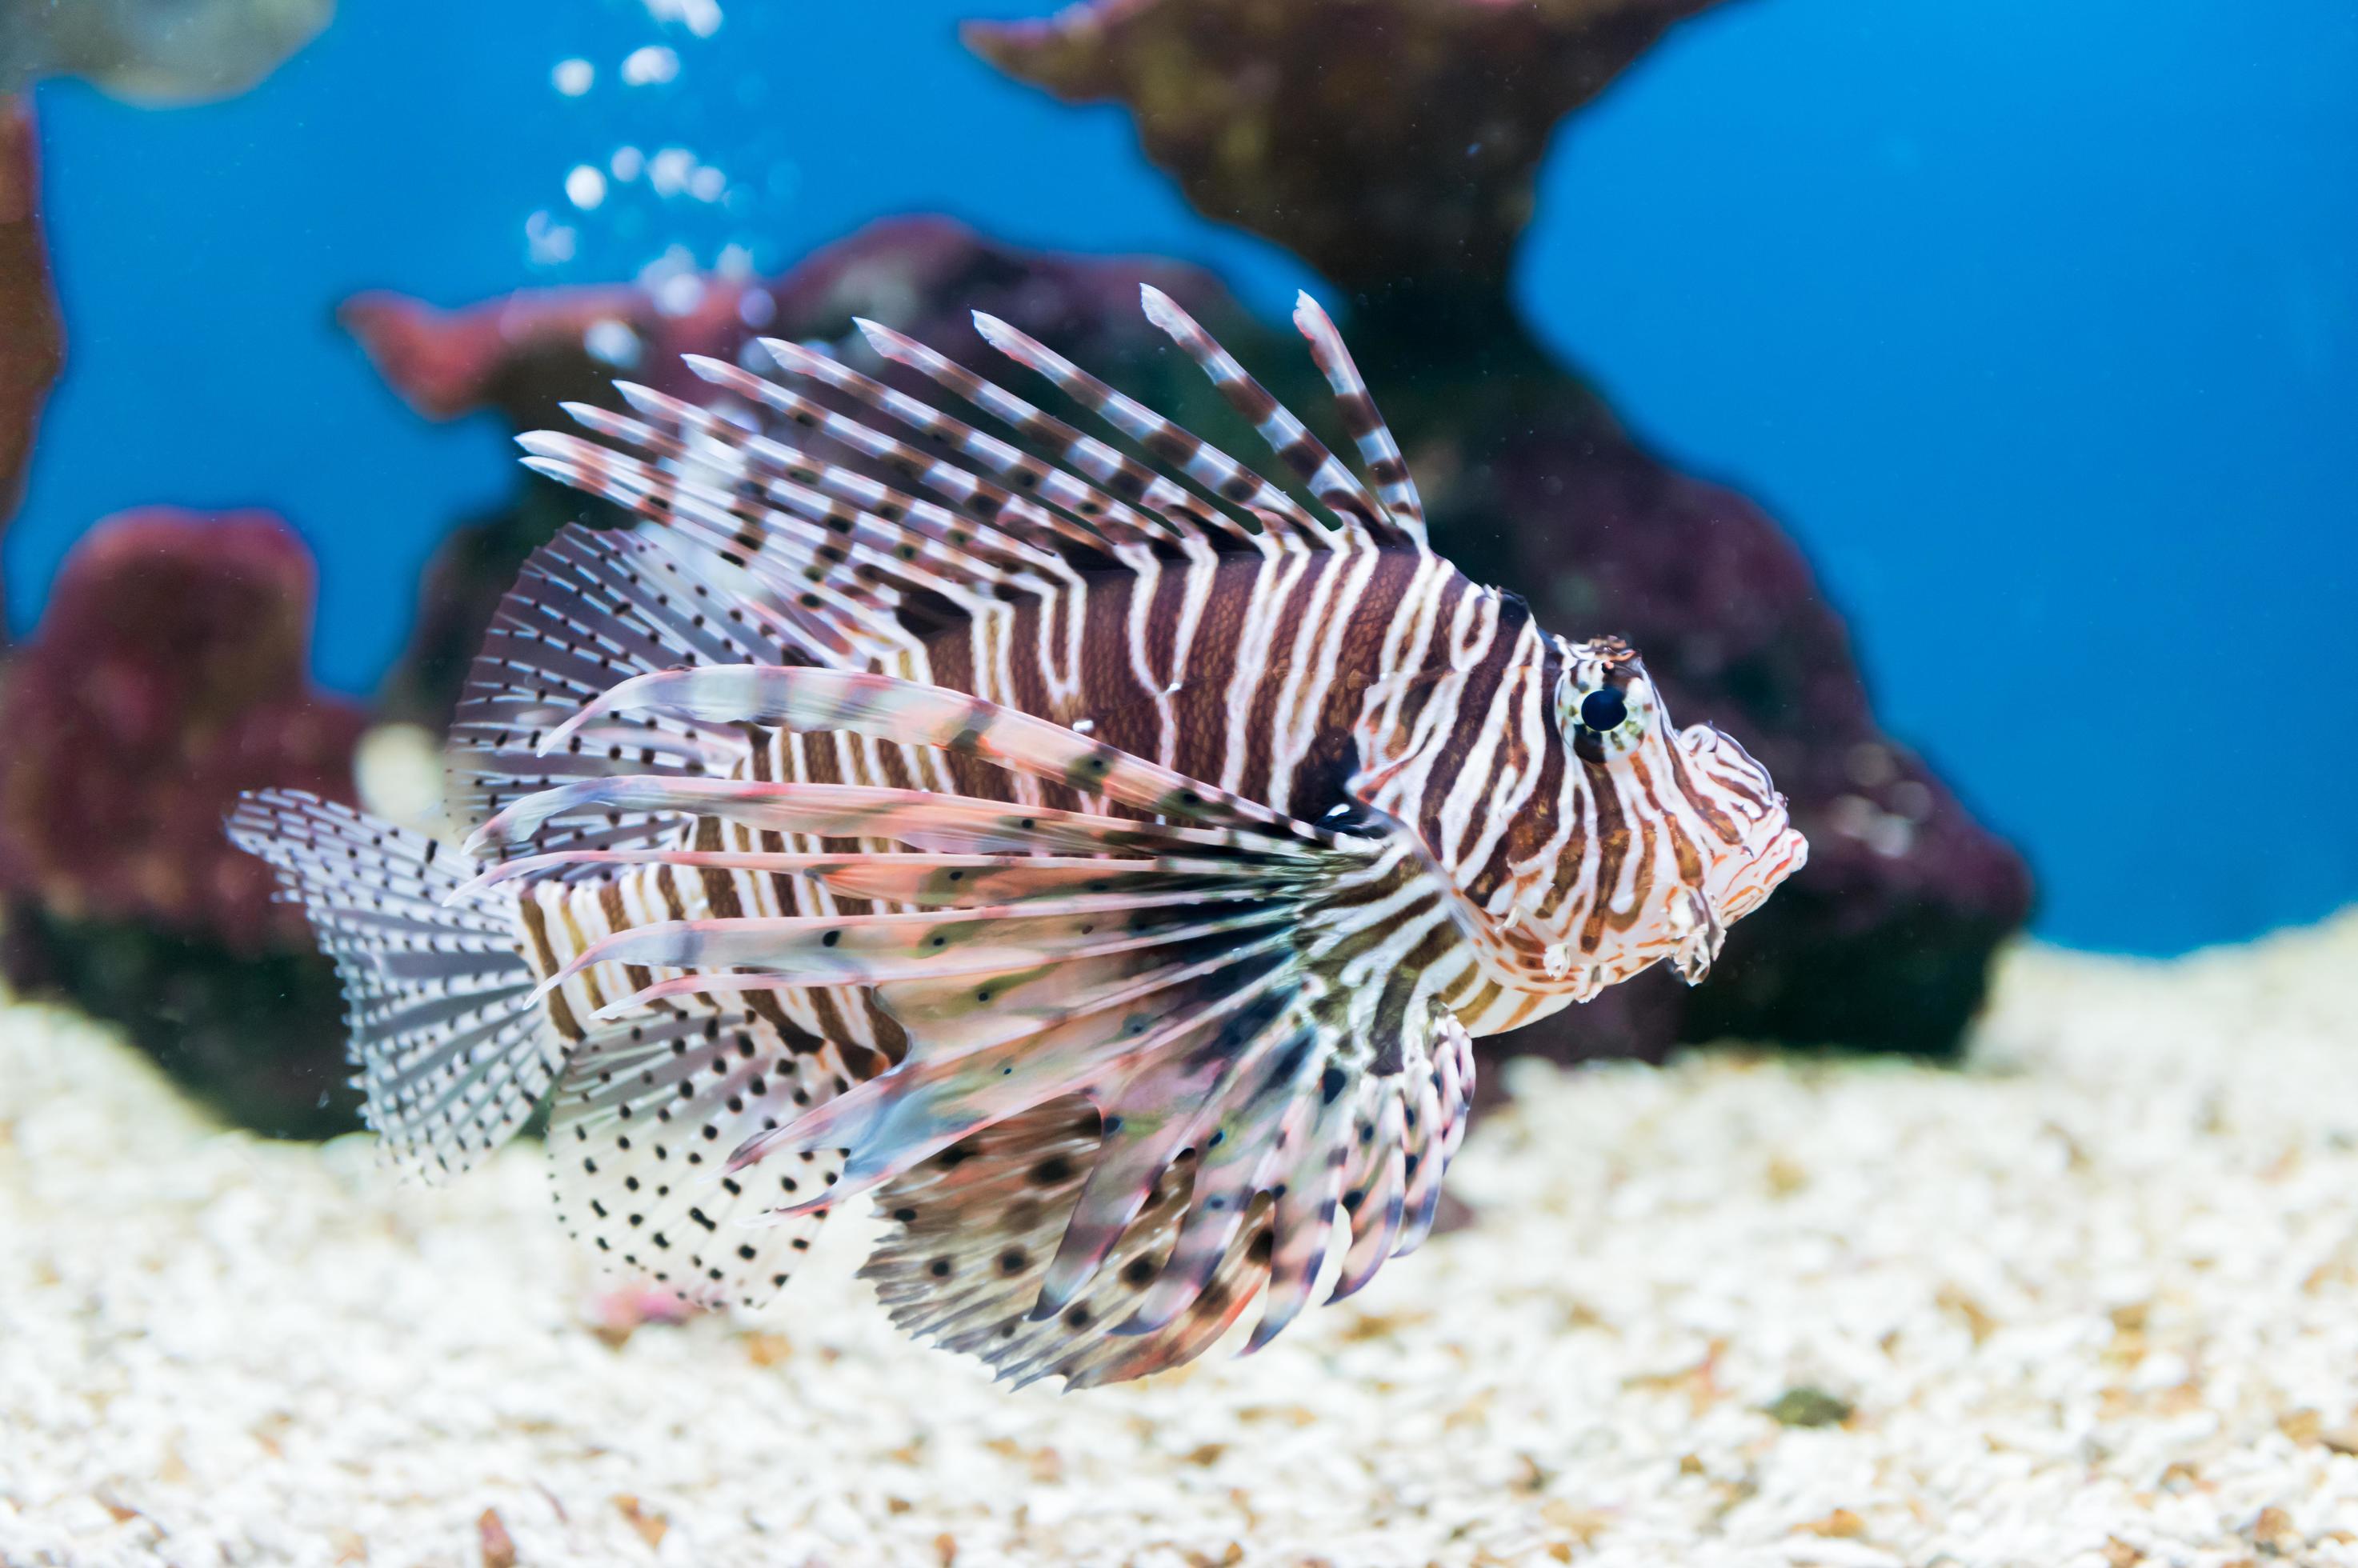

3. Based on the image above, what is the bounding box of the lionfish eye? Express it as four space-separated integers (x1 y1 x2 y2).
1579 686 1628 732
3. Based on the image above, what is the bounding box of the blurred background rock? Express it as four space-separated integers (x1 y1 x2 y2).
1 0 2348 1134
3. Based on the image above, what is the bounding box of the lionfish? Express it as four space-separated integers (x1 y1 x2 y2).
230 288 1804 1389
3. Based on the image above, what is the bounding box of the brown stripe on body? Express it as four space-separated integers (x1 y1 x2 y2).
599 880 655 1003
554 895 608 1017
1233 552 1334 805
514 894 585 1043
1406 594 1526 858
1359 566 1474 782
1065 562 1164 803
1162 554 1267 788
1287 547 1422 807
1457 650 1563 907
688 811 806 1042
744 730 797 914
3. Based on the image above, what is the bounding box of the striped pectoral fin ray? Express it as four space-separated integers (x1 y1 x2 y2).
451 847 1290 912
727 947 1299 1204
775 831 1483 1387
856 1110 1272 1391
1030 1007 1304 1324
874 926 1296 1060
1330 1094 1411 1302
537 896 1292 1011
1114 1021 1321 1335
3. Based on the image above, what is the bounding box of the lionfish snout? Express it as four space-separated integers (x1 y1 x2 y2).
1675 721 1808 954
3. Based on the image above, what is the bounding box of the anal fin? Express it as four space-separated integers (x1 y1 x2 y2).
547 1004 861 1310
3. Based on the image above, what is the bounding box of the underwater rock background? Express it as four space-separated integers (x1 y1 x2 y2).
0 0 2033 1131
963 0 1721 298
0 508 365 1135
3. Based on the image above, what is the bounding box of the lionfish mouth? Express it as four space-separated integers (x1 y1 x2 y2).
1707 819 1811 930
1657 794 1809 986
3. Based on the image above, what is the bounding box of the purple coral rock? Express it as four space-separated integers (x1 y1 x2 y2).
0 507 365 953
1460 420 2032 1058
967 0 1726 292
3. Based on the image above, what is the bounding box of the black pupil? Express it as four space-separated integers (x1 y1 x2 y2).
1580 686 1628 731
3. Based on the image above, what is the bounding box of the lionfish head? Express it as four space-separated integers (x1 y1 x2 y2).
1507 635 1807 998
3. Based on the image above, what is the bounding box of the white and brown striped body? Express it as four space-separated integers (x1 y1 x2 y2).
511 530 1798 1065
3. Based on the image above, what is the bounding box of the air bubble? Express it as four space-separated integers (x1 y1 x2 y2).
648 147 696 197
644 0 723 37
525 210 577 266
565 165 608 211
584 319 643 368
622 46 680 86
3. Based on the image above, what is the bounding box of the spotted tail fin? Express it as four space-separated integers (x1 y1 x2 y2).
226 790 560 1182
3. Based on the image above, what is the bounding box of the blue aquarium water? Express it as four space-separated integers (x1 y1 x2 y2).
10 0 2355 956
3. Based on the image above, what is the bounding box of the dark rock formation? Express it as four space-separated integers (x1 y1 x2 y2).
966 0 2032 1056
0 509 366 1133
1 95 62 638
968 0 1722 294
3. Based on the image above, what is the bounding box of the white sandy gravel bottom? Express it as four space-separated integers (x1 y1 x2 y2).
6 918 2358 1568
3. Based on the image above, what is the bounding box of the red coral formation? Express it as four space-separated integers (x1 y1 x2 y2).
340 218 1224 434
342 284 725 426
0 508 365 952
0 95 64 627
967 0 1725 293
